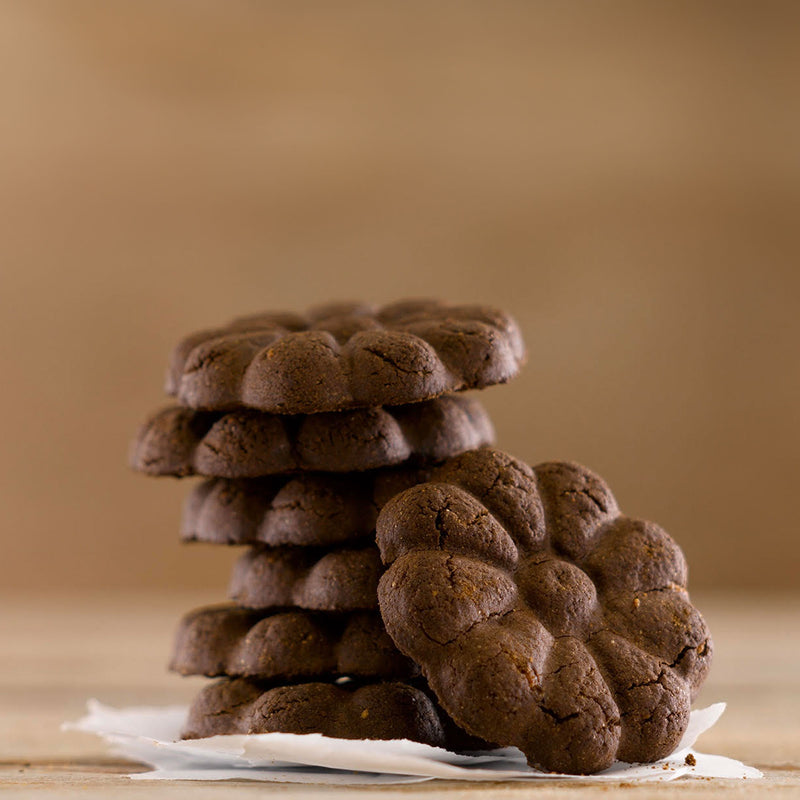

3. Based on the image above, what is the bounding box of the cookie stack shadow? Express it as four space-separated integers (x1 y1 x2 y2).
130 300 525 749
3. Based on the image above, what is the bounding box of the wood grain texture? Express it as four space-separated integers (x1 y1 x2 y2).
1 591 798 796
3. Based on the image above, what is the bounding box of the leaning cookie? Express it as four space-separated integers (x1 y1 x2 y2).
182 678 449 745
166 299 525 413
170 605 416 680
229 545 381 611
130 395 494 478
376 448 712 774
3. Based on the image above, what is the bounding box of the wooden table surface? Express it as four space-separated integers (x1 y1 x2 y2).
2 592 798 798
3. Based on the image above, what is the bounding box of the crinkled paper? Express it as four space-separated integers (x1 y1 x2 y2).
64 700 761 784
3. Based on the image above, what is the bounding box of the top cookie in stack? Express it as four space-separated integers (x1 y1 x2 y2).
163 299 525 414
129 299 525 750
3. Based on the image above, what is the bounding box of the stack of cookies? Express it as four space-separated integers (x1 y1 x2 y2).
130 300 526 751
131 299 713 774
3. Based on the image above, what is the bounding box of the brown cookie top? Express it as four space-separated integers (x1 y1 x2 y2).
229 544 381 611
376 448 712 774
165 300 525 413
170 605 416 680
182 677 493 751
131 395 494 478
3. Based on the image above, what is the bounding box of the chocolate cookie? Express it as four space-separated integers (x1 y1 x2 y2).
229 544 380 611
182 678 447 744
170 605 416 680
165 300 525 413
131 395 494 478
376 448 712 774
181 473 380 547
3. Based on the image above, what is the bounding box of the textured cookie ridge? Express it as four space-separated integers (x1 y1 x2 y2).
131 395 494 478
182 678 447 745
229 544 381 611
166 300 526 413
171 605 416 680
376 448 712 774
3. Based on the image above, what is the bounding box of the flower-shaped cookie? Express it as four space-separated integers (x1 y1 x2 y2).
166 300 525 413
131 395 493 477
183 679 447 745
171 606 416 680
376 448 712 774
229 544 381 611
181 474 381 547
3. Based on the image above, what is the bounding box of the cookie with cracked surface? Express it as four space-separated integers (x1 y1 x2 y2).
165 299 525 413
229 544 381 611
170 605 416 680
376 448 712 774
130 395 494 478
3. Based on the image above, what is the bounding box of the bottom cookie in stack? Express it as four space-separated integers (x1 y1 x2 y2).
172 604 493 750
184 678 449 746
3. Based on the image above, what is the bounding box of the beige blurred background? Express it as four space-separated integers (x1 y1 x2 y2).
0 0 798 595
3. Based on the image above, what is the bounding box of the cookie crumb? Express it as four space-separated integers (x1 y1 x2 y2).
685 753 696 767
360 709 369 719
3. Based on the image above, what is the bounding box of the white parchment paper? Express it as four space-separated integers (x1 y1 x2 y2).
64 700 762 784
